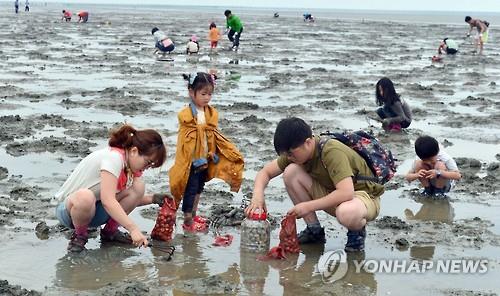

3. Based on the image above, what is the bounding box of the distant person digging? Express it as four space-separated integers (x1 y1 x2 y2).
432 38 458 62
437 38 458 55
77 11 89 23
465 16 489 54
151 27 175 60
186 35 200 54
62 10 72 22
303 13 315 22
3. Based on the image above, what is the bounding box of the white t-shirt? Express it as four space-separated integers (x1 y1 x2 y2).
54 147 127 202
195 106 209 156
411 149 458 172
153 30 167 43
410 148 459 187
196 106 206 124
186 41 199 53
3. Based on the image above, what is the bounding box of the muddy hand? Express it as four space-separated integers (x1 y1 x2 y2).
426 169 438 179
287 203 311 219
417 169 428 178
245 197 266 217
130 228 149 248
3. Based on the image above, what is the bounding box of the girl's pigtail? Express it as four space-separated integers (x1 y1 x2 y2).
209 73 217 86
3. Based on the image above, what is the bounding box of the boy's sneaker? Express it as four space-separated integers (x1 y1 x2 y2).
433 188 448 199
100 229 132 244
344 227 366 252
297 226 326 244
420 187 433 196
67 233 88 253
433 193 447 199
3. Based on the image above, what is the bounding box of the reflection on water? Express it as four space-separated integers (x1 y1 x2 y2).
410 245 436 261
240 250 270 296
404 198 455 224
54 246 145 290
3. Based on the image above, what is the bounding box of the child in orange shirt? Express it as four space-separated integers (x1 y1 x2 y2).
208 22 221 49
169 72 244 232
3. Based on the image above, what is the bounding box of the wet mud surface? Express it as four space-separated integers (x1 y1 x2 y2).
1 3 499 296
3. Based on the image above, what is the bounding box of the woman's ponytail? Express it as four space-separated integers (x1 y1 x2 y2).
109 124 137 149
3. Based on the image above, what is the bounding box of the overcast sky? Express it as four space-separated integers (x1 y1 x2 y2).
20 0 500 12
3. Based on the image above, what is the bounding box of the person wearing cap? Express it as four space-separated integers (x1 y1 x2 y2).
186 35 200 55
224 10 243 51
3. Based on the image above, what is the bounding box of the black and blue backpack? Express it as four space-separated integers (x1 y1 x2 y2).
318 130 397 184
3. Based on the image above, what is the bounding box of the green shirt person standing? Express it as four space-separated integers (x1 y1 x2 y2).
224 10 243 51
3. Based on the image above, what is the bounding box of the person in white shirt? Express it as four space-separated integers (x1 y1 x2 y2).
406 136 462 198
186 34 200 54
55 124 169 252
151 27 175 54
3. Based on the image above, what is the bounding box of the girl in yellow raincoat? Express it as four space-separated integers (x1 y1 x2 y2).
169 72 244 232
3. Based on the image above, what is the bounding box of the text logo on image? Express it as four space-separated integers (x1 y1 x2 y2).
317 249 348 283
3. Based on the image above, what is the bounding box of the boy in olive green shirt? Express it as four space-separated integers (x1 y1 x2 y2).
245 117 384 252
224 9 243 51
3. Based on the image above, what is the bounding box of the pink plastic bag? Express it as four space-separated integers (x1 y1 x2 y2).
259 214 300 260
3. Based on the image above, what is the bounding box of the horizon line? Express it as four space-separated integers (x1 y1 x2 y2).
1 1 499 13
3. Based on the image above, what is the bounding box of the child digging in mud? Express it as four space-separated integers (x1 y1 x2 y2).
375 77 412 132
169 72 244 232
405 135 462 198
54 124 167 252
186 34 200 54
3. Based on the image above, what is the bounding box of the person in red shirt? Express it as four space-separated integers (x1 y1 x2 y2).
62 10 72 22
77 11 89 23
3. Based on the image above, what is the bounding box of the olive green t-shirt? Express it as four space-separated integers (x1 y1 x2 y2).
276 136 385 198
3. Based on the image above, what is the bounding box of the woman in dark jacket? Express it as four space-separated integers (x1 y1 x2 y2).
375 77 412 132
